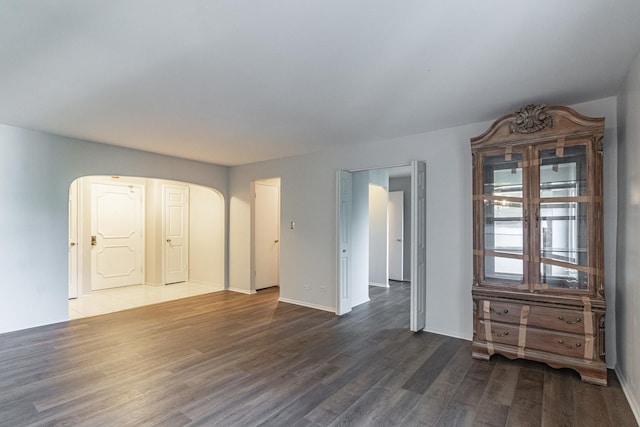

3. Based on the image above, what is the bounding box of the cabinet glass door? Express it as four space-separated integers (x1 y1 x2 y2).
482 152 525 285
537 144 589 290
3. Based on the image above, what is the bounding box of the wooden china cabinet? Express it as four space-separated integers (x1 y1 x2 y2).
470 105 607 385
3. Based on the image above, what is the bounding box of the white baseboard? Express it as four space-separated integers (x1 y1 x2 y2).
188 281 224 290
278 297 335 313
369 282 389 288
228 287 257 295
616 367 640 425
423 325 473 341
352 298 370 308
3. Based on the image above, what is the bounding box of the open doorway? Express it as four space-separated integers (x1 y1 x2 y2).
252 178 281 292
68 175 225 318
337 161 426 331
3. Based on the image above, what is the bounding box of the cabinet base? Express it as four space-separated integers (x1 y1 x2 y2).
472 340 607 386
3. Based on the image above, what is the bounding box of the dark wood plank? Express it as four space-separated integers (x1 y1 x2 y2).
602 370 640 427
573 372 614 427
401 337 462 394
541 368 577 427
505 362 545 426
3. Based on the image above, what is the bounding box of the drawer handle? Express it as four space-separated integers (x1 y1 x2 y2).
491 329 509 338
557 316 581 325
558 339 582 349
490 307 509 315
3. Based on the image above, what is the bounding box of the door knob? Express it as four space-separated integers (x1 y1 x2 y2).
91 236 96 246
69 242 76 247
167 239 172 243
274 239 279 243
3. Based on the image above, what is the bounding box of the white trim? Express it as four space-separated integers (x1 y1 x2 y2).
348 162 411 172
278 297 335 313
424 326 472 341
144 281 163 286
188 281 225 290
369 282 389 288
352 298 370 308
616 367 640 425
228 287 257 295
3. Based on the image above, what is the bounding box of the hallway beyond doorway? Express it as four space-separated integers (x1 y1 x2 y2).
69 282 222 319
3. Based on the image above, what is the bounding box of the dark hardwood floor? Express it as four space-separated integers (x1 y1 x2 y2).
0 283 636 426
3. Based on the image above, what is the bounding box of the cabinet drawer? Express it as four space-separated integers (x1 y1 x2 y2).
477 300 522 324
477 320 590 359
477 320 519 347
525 328 587 359
478 300 594 335
528 306 593 334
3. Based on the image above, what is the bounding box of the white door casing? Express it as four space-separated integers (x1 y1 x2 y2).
337 170 352 315
163 184 189 285
388 191 404 281
410 161 427 332
254 182 280 290
68 180 79 299
91 182 144 290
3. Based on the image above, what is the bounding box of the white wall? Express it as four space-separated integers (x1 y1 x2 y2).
229 121 477 332
389 176 411 281
369 183 388 287
229 96 619 341
0 124 228 334
616 48 640 421
189 184 225 288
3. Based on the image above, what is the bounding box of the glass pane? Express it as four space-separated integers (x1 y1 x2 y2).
484 256 523 284
484 200 523 255
483 153 523 197
539 145 587 198
540 202 588 266
540 264 588 290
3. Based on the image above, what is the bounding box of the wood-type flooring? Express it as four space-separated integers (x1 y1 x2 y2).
0 282 637 426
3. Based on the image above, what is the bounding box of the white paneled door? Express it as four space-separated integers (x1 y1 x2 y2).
164 185 189 285
91 182 143 290
337 170 353 315
254 182 280 290
388 191 404 281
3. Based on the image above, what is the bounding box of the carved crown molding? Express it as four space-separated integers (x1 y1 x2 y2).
510 104 554 134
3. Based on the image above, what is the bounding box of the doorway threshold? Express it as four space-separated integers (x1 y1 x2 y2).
69 282 223 319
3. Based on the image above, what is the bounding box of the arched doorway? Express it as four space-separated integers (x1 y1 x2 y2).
68 175 225 318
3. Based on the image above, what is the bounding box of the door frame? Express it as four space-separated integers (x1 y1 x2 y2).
410 160 427 332
250 177 281 294
336 161 427 331
68 179 79 299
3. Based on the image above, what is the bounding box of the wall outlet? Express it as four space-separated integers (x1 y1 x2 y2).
319 286 327 293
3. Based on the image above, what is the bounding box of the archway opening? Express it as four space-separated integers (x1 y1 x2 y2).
68 175 225 318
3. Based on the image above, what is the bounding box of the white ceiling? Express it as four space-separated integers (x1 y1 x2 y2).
2 1 640 166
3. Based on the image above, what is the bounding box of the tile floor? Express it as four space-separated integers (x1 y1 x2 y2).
69 282 224 319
